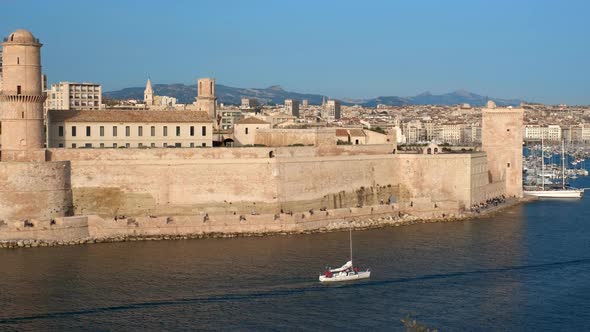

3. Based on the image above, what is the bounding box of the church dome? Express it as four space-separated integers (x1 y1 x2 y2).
5 29 38 44
486 100 497 109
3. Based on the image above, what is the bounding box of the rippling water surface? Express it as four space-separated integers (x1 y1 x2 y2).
1 178 590 331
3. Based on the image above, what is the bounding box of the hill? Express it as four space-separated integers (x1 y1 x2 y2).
104 84 524 107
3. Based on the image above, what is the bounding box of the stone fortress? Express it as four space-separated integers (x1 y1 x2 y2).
0 30 524 245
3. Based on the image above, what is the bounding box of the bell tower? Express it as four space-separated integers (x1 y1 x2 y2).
144 78 154 107
0 29 46 161
195 77 216 122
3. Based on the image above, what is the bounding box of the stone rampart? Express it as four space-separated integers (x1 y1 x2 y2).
0 200 463 246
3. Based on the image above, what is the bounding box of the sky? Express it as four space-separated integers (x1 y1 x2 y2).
1 0 589 104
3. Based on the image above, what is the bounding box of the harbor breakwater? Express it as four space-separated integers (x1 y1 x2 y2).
0 197 528 249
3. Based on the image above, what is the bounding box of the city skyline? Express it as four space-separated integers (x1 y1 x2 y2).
1 0 589 105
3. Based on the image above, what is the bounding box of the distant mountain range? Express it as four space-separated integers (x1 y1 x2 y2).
104 84 524 107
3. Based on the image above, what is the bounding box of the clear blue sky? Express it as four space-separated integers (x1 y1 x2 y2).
2 0 589 104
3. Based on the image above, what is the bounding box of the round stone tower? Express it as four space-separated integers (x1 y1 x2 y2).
0 29 73 221
0 29 46 161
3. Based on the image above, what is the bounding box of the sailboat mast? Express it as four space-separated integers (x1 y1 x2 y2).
541 138 545 190
562 139 566 189
349 227 353 264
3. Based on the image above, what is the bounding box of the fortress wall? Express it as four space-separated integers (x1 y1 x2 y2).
40 146 480 218
394 153 478 209
254 128 336 147
46 144 394 161
0 161 73 221
44 146 400 217
276 154 400 212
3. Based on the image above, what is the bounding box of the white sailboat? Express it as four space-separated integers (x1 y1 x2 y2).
524 139 584 198
318 228 370 283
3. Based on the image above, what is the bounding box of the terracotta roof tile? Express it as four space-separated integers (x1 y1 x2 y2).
48 110 211 123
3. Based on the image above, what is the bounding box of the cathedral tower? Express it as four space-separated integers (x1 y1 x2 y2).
0 29 46 161
481 100 524 198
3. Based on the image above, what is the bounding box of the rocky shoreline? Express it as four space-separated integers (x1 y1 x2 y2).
0 197 529 249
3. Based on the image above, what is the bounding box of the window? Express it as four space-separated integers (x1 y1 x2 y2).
100 126 104 136
125 143 130 148
151 126 155 136
58 143 64 148
163 143 168 147
190 143 194 147
125 126 130 137
17 57 19 65
85 143 92 148
507 163 511 168
202 143 206 147
86 126 91 136
202 126 207 136
17 85 21 95
175 143 181 147
163 126 168 136
245 127 249 135
176 126 181 136
138 143 143 147
150 143 155 147
100 143 104 148
138 126 143 137
190 126 195 136
72 126 77 137
58 126 64 137
72 143 77 148
113 126 118 137
113 143 117 148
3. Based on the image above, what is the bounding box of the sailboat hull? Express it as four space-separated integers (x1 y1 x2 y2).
319 271 371 283
524 189 584 198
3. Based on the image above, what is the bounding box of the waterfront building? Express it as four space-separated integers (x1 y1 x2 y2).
48 110 213 148
524 124 562 142
45 81 102 111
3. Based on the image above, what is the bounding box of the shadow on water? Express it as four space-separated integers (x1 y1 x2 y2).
2 257 588 324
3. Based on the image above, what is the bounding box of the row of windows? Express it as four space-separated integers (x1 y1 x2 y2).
60 142 208 148
59 125 208 137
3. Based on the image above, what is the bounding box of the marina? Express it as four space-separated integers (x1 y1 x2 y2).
523 142 589 198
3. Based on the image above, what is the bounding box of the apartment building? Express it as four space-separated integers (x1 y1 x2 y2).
45 82 102 110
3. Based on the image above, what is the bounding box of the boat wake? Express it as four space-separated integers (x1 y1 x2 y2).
1 258 589 324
